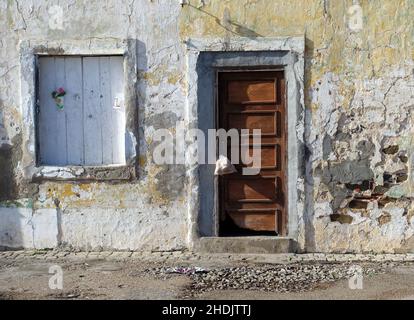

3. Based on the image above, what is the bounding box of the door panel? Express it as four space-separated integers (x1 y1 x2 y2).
228 212 277 232
241 145 278 168
227 178 277 202
227 80 276 104
227 113 276 134
219 71 286 236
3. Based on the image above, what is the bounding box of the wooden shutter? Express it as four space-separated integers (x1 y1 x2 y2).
38 56 125 166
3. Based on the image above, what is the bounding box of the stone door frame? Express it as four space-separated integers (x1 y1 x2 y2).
184 37 306 249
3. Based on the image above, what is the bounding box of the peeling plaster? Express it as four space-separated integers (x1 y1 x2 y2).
1 0 414 252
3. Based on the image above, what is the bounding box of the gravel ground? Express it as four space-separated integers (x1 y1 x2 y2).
1 251 414 300
147 262 398 297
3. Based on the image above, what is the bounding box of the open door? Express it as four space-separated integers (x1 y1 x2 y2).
218 71 287 236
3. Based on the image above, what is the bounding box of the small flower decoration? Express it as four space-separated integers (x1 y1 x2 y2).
51 87 66 110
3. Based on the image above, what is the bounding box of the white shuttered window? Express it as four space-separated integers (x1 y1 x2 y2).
37 56 125 166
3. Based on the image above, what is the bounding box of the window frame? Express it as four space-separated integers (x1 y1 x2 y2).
20 39 138 181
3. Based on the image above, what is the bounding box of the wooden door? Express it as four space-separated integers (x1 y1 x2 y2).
218 71 286 236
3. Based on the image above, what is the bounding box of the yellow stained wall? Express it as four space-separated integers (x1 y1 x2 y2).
178 0 413 108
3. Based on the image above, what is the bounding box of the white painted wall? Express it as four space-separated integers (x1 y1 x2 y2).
0 207 57 249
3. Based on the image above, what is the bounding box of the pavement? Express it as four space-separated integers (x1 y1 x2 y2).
1 250 414 300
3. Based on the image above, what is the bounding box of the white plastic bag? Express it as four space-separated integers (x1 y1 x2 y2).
214 155 237 176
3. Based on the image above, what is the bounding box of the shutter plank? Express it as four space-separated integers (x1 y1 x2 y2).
64 57 84 165
38 57 56 165
83 57 103 165
39 57 67 166
54 58 68 165
99 57 113 164
110 56 125 165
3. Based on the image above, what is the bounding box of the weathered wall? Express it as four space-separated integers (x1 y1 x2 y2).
0 0 413 252
0 0 188 251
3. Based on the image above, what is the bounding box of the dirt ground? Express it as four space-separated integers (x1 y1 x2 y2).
1 251 414 300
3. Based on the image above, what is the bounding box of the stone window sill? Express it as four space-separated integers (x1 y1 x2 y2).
32 165 135 182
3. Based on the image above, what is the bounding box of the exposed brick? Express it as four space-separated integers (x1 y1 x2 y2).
383 145 399 155
330 214 353 224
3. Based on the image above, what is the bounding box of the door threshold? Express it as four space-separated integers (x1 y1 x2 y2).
196 236 297 254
